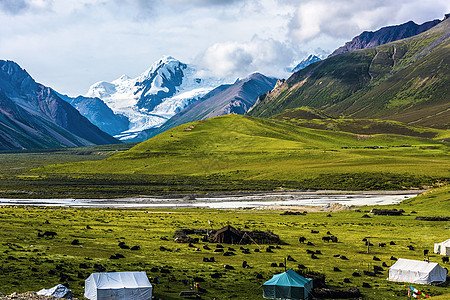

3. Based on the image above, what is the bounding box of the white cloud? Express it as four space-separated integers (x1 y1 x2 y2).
197 36 299 79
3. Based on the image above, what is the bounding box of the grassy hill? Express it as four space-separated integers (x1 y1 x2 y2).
248 17 450 129
26 114 448 196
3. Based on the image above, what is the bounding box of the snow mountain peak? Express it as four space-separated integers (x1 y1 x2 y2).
85 56 231 140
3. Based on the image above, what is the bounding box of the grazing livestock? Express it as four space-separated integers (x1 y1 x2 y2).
131 246 140 251
298 237 306 243
160 236 168 241
333 254 340 257
362 282 371 288
278 263 285 268
311 254 319 259
322 236 331 242
242 261 250 268
330 236 338 243
315 250 322 255
407 245 415 251
340 255 348 260
270 263 278 267
118 242 130 249
298 264 306 269
373 256 381 261
254 249 260 252
326 231 332 235
424 249 429 256
203 257 210 262
211 273 221 278
223 251 234 256
203 245 211 250
390 241 396 245
382 262 388 267
266 248 273 253
378 243 386 247
306 250 315 254
216 244 224 248
160 246 171 251
442 257 449 263
311 230 319 234
307 241 314 246
256 273 264 279
71 239 80 245
390 256 397 261
374 266 384 274
333 267 341 272
352 272 361 277
287 255 296 262
214 248 224 253
343 278 351 283
39 231 57 239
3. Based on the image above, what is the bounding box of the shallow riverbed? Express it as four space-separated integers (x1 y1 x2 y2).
0 190 422 209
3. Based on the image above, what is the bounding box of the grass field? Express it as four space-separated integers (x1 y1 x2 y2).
0 115 444 198
0 185 448 299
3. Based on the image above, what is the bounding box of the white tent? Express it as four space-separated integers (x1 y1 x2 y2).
84 272 152 300
388 258 447 285
434 239 450 255
37 284 72 299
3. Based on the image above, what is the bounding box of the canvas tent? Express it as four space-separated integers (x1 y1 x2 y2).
434 239 450 255
388 258 447 285
37 284 72 299
263 269 313 300
84 271 152 300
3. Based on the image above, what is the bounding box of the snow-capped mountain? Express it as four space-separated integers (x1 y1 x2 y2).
86 56 231 140
291 55 322 73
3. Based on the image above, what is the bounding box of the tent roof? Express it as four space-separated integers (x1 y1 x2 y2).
215 225 241 236
390 258 442 273
87 272 152 289
263 269 312 287
436 239 450 246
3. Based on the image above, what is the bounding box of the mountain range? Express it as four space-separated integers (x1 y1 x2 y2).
84 56 230 141
0 60 119 151
1 15 448 151
248 16 450 129
137 72 277 140
329 19 441 56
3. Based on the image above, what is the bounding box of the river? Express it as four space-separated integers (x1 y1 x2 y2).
0 190 422 209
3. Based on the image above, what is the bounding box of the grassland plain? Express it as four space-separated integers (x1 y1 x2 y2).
0 185 448 299
12 115 447 198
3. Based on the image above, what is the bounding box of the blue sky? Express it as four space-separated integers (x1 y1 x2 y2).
1 0 448 96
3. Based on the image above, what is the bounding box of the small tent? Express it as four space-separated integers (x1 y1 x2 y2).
37 284 72 299
84 271 152 300
263 269 313 300
388 258 447 285
213 225 242 244
434 239 450 255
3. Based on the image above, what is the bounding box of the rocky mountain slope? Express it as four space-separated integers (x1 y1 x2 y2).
56 93 129 136
85 56 230 141
0 60 119 150
137 73 277 140
248 17 450 129
329 19 441 57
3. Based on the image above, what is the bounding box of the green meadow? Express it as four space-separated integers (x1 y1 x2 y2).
0 115 443 198
0 185 448 299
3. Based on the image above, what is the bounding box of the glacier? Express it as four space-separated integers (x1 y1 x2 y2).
85 56 232 141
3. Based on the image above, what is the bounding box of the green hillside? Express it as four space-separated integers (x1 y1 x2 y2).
248 18 450 129
32 115 449 193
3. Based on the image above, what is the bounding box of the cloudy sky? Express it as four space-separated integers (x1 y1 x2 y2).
1 0 448 96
